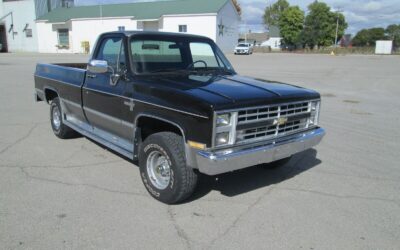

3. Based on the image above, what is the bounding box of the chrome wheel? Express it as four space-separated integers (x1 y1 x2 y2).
146 151 171 190
52 105 61 130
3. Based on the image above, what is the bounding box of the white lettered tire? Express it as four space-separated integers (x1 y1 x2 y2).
139 132 198 204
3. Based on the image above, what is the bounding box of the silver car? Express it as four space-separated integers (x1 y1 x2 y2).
234 43 253 55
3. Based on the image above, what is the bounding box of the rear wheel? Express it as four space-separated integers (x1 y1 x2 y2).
50 97 78 139
139 132 198 204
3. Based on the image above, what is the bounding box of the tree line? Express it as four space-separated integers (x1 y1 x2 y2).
353 25 400 48
263 0 347 49
263 0 400 49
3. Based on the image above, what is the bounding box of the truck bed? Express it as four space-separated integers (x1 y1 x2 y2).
34 63 87 102
53 63 87 70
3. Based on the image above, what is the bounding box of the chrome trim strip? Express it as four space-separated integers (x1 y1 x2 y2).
83 87 209 119
195 128 325 175
35 74 82 88
36 63 87 73
61 98 81 108
216 99 321 114
36 74 208 119
122 120 135 129
83 106 121 125
83 106 135 129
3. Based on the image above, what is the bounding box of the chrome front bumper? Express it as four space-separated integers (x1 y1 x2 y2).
193 128 325 176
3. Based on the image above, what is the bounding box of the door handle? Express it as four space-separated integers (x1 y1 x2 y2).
87 74 97 79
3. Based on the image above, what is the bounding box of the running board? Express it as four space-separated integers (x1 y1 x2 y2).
64 120 134 160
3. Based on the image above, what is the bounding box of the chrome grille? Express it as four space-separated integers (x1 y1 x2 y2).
236 101 312 143
238 102 309 125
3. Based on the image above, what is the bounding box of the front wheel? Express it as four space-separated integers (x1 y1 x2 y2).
139 132 198 204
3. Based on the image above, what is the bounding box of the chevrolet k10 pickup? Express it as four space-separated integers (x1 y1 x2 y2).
34 31 325 204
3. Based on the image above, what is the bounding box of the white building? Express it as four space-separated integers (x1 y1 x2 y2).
375 40 393 55
36 0 240 53
0 0 38 52
0 0 70 52
261 26 282 51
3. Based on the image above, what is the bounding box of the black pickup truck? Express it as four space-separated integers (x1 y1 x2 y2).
35 31 325 204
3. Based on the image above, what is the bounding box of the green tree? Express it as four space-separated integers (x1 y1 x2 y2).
386 24 400 48
279 6 305 48
263 0 289 28
352 28 386 47
303 1 347 48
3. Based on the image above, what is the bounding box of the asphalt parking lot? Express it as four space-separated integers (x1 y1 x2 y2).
1 52 399 249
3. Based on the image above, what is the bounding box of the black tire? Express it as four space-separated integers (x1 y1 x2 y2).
139 132 198 204
50 97 78 139
259 156 292 169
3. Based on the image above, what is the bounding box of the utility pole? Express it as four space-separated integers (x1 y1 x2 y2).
334 8 343 48
244 21 247 44
334 15 339 47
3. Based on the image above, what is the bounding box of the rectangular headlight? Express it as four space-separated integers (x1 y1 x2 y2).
215 132 230 146
217 113 231 127
214 112 238 147
309 101 321 126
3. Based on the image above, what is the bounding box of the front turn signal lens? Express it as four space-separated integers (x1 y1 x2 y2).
188 141 206 150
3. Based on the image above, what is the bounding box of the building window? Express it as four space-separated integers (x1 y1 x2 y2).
178 25 187 33
25 29 33 38
57 29 69 47
118 26 125 31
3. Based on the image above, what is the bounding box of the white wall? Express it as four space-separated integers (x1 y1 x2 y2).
0 0 4 16
37 18 137 53
35 4 239 54
71 18 137 53
261 37 282 50
36 21 72 53
161 15 217 41
2 0 38 52
216 0 240 52
375 40 393 55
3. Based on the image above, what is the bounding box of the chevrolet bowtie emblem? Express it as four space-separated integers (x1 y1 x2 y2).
274 117 288 126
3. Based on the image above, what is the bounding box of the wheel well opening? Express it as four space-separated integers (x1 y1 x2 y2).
44 89 58 103
137 117 183 142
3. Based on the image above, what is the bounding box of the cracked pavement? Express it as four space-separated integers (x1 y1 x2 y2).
1 53 399 249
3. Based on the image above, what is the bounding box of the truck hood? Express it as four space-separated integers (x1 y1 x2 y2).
139 74 320 111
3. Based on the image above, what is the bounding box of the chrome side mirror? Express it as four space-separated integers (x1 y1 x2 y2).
88 60 109 74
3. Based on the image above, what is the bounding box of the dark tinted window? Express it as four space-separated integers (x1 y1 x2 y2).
96 37 126 71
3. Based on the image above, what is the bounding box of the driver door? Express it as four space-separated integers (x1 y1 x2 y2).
83 35 132 152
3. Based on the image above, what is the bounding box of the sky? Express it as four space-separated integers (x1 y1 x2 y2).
75 0 400 35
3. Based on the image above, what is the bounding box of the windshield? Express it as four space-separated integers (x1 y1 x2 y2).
238 44 249 47
130 37 235 75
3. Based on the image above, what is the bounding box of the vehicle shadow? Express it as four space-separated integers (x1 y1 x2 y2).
186 149 321 202
84 137 321 202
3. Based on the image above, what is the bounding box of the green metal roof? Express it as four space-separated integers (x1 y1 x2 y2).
37 0 230 23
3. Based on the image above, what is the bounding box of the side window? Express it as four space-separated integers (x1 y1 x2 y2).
131 40 183 63
179 25 187 33
96 37 126 72
57 29 69 46
190 42 219 68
